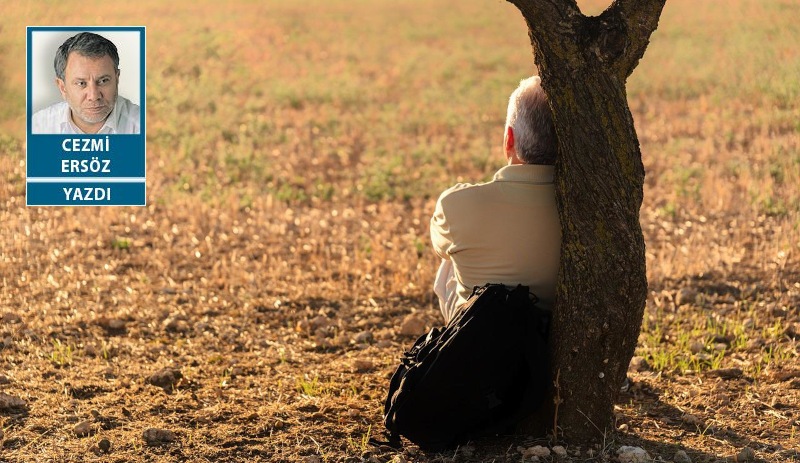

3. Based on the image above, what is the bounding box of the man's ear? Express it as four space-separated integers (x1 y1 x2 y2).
56 78 67 99
505 126 515 155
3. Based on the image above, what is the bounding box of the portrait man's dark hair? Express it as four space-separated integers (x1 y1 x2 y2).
54 32 120 80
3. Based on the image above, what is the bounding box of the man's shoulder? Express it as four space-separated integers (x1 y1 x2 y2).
32 102 69 133
117 96 141 118
437 178 496 205
114 96 141 133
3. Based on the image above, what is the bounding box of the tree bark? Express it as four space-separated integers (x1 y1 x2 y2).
507 0 666 443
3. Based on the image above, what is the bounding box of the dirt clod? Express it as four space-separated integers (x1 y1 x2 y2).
1 312 21 324
352 359 374 372
0 392 26 411
146 368 182 390
98 438 111 453
73 420 91 437
673 449 692 463
735 447 756 462
142 428 176 446
398 314 425 336
97 317 127 333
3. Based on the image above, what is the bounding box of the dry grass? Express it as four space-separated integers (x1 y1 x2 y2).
1 0 799 462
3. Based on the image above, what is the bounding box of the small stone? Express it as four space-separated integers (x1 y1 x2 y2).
682 413 704 427
675 288 697 306
521 445 550 458
98 438 111 453
352 359 374 372
399 314 426 336
146 368 182 389
142 428 176 446
617 446 651 463
459 444 475 457
163 318 189 333
628 356 649 372
746 338 765 350
90 409 101 419
712 342 728 352
1 313 22 324
0 393 26 411
618 423 629 432
310 315 330 330
780 449 800 460
689 341 705 354
707 368 743 380
98 317 126 332
552 445 567 457
353 330 374 344
73 420 92 437
673 449 692 463
83 344 97 357
0 374 10 384
735 447 755 462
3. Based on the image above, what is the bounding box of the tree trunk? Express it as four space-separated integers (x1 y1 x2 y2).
507 0 667 443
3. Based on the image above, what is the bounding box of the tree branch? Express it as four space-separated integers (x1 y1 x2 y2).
509 0 666 82
609 0 668 78
506 0 583 82
507 0 580 28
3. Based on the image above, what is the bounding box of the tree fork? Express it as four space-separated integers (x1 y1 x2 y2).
507 0 667 443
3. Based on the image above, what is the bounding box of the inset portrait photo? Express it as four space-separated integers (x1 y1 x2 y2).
29 29 143 135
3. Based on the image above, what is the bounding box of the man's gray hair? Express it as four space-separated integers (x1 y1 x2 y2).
54 32 119 81
505 76 558 165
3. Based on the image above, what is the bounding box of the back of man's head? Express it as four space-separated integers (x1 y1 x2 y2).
54 32 120 81
505 76 557 165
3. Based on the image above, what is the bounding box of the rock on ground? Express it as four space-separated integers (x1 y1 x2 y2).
673 449 692 463
735 447 756 462
519 445 550 458
98 438 111 453
146 368 182 389
142 428 177 446
73 420 92 437
0 393 26 411
617 446 652 463
399 314 426 336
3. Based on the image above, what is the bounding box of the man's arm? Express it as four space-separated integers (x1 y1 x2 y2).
430 194 454 260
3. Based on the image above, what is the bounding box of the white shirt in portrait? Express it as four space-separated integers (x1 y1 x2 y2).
31 96 140 134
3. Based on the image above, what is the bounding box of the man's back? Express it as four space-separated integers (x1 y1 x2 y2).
431 164 561 315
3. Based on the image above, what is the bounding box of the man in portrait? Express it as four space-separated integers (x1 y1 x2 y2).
32 32 140 134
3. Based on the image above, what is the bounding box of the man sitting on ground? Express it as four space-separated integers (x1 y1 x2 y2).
431 76 561 322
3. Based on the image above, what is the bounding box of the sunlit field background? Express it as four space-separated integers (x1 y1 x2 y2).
0 1 798 462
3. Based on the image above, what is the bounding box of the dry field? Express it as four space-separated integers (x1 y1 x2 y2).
1 0 799 462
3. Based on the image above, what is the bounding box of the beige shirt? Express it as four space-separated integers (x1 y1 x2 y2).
431 164 561 318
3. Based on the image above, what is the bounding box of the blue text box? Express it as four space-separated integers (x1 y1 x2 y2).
27 181 146 206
